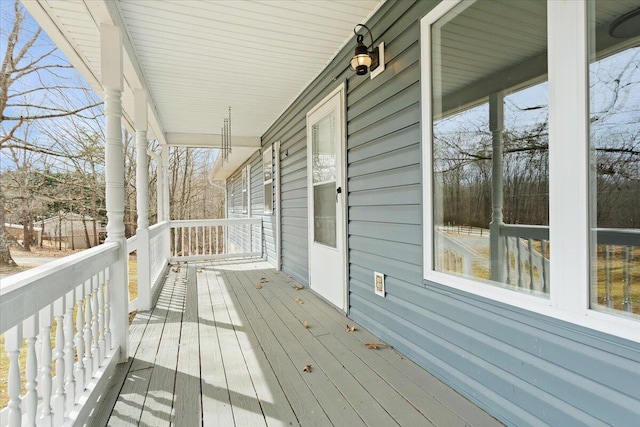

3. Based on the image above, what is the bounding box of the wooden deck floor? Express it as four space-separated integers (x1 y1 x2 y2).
94 260 501 427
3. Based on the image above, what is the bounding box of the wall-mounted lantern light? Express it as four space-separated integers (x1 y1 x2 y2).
350 24 385 78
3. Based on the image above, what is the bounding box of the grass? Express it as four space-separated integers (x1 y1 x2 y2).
0 259 139 408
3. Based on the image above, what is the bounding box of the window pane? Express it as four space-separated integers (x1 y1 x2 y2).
313 183 336 247
312 114 336 183
264 182 273 214
589 0 640 318
263 147 272 182
431 0 549 295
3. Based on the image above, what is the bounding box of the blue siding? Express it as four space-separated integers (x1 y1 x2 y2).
228 0 640 425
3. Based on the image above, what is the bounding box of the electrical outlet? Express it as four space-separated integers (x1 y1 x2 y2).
374 271 385 297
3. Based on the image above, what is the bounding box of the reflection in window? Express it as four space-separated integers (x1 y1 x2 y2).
312 114 336 183
589 0 640 318
242 166 248 214
431 0 549 295
263 146 273 214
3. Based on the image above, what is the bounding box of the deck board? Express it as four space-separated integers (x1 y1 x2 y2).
104 260 503 427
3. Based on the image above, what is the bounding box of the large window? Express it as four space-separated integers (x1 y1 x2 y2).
422 0 639 341
429 0 549 296
589 1 640 319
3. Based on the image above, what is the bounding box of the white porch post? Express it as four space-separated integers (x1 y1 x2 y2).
101 23 128 363
162 145 170 222
147 149 163 223
135 89 152 311
489 92 505 283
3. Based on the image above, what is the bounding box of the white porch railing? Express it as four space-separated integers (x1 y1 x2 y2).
169 218 262 262
149 221 171 289
434 229 477 276
435 225 637 311
595 228 640 313
0 243 122 426
0 216 260 425
500 224 550 293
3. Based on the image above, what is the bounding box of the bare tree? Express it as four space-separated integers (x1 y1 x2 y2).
0 0 102 265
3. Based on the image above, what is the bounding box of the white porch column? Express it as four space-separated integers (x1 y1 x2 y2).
489 92 505 283
146 149 163 223
135 89 152 311
161 145 170 222
101 23 128 363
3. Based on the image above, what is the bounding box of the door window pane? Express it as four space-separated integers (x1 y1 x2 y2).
312 114 336 183
431 0 549 295
313 183 336 247
263 147 273 214
589 0 640 318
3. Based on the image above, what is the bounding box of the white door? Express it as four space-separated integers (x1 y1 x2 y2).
307 85 346 310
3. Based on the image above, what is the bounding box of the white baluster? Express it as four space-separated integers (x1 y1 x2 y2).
91 277 100 373
104 269 112 350
64 291 76 413
40 305 53 426
196 226 199 255
5 325 22 427
75 286 86 396
83 279 94 381
53 297 66 425
98 274 106 361
24 314 39 427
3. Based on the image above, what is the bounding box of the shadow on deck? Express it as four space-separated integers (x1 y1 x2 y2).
90 260 502 426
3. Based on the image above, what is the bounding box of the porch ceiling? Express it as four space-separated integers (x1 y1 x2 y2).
22 0 383 148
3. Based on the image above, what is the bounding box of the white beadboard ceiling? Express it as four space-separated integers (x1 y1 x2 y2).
23 0 383 145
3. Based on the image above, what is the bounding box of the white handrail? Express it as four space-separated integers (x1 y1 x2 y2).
1 242 122 426
1 242 119 333
169 218 262 262
170 218 260 227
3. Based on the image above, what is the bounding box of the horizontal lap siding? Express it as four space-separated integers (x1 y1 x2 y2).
252 0 640 426
343 1 640 427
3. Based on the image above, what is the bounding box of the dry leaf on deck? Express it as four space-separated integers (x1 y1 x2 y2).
303 364 312 373
171 267 181 273
346 324 356 332
293 285 304 291
260 277 269 283
256 283 263 289
303 321 309 329
364 342 390 350
295 297 304 304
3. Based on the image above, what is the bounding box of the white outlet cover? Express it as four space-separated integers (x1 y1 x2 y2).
374 271 385 297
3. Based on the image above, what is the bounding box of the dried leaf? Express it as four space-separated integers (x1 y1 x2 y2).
171 267 181 273
303 364 312 373
303 321 309 329
293 285 304 291
295 297 304 304
364 342 390 350
260 277 269 283
256 283 263 289
346 324 356 333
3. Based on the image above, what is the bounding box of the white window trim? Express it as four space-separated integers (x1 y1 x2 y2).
242 165 250 214
420 0 639 342
263 146 274 215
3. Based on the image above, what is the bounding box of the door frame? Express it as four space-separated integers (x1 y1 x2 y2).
306 82 348 311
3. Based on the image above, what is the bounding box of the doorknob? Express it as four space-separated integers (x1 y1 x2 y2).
336 186 342 202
